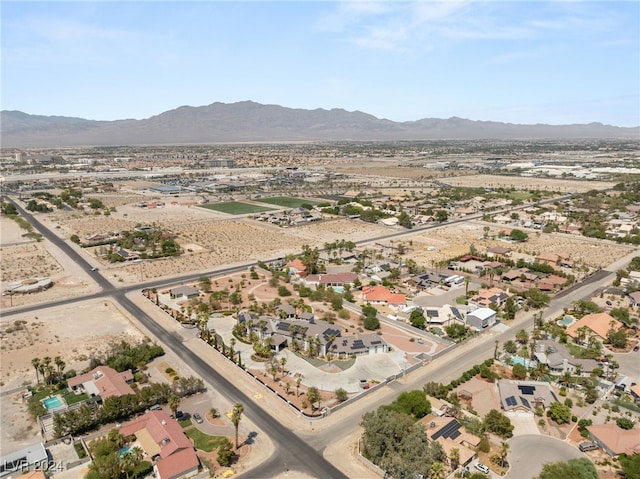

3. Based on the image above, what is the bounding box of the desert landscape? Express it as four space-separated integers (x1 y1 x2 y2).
379 220 634 270
0 299 148 451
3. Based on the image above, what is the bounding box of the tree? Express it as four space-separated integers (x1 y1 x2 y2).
509 229 528 242
231 402 244 449
535 458 597 479
512 363 527 380
296 376 302 396
547 401 572 424
398 211 413 229
217 437 234 466
120 446 143 479
484 409 514 438
449 447 460 470
335 388 348 402
619 453 640 479
616 417 634 430
607 328 627 348
307 386 322 411
515 329 529 345
168 394 180 417
435 210 448 222
503 340 517 355
363 314 380 330
385 390 431 419
524 288 551 308
31 357 41 385
429 461 445 479
499 441 510 467
410 309 426 329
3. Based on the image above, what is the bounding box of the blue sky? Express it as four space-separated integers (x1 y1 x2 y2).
2 1 639 126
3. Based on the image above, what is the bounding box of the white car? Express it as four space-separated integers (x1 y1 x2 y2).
475 463 490 474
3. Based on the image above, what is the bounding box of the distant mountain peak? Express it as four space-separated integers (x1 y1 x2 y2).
1 101 637 148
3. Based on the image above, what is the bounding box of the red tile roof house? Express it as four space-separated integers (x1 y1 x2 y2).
361 285 407 308
67 366 134 400
587 423 640 457
119 410 201 479
566 312 623 343
285 258 307 276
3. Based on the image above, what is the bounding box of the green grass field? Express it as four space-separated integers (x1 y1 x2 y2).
255 196 320 208
199 202 276 215
184 427 229 452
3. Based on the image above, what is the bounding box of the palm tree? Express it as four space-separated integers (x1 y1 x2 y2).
120 446 143 479
464 275 470 297
296 377 302 397
449 447 460 471
429 461 445 479
231 403 244 449
499 441 510 467
168 394 180 417
42 356 52 384
31 357 41 385
494 340 500 360
280 357 287 376
54 356 65 379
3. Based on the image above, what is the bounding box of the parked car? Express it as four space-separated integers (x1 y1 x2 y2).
175 410 185 420
474 463 490 474
149 404 162 411
579 442 599 452
193 413 203 424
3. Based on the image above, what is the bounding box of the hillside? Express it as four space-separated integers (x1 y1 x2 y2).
2 100 638 147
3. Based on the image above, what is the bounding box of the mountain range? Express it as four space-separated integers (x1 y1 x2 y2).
2 100 638 148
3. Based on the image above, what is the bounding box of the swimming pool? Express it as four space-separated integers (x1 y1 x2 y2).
118 446 132 458
332 286 344 294
510 356 536 369
43 396 63 410
559 315 574 326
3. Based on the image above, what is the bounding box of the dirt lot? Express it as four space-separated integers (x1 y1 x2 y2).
0 299 148 452
381 221 633 269
438 174 617 193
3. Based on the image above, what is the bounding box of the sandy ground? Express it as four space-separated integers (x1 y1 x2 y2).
377 221 634 269
438 174 617 193
0 217 100 308
0 299 148 453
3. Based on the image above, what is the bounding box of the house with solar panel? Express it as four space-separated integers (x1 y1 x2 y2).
497 380 560 413
420 415 479 470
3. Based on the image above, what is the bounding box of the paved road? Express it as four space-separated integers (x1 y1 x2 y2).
1 198 347 479
2 193 636 478
505 435 586 479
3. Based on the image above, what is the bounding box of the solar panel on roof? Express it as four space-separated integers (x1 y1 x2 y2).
431 420 461 440
426 310 439 317
518 385 535 395
520 397 531 409
451 308 464 320
505 396 517 407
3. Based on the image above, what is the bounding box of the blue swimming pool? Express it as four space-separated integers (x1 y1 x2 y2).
118 446 132 458
559 315 574 326
510 356 536 369
43 396 63 410
332 286 344 294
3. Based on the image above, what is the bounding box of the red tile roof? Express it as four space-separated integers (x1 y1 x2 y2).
67 366 134 399
156 447 200 479
119 410 192 459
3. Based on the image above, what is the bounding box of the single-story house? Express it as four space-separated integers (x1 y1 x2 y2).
119 410 200 479
587 423 640 457
534 340 598 375
420 415 477 467
468 287 513 309
497 380 559 413
566 312 623 342
303 272 358 289
169 286 200 300
0 443 48 478
285 258 307 276
67 366 134 400
362 285 406 308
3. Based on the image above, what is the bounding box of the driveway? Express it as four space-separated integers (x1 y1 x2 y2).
505 435 586 479
507 411 540 436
